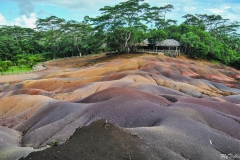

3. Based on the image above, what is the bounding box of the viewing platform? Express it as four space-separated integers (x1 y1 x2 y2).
136 49 180 57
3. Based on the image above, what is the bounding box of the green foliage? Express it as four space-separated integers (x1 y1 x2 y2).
231 58 240 69
6 65 31 73
0 35 21 61
144 4 176 29
88 0 154 53
0 60 31 74
15 54 39 68
51 140 57 146
148 29 168 44
0 60 8 72
182 14 240 36
41 52 53 60
211 60 220 65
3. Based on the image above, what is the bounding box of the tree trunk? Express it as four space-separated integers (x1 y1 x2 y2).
124 32 131 53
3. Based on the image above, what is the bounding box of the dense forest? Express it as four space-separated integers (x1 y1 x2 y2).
0 0 240 72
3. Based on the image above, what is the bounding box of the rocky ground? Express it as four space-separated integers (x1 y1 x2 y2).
0 53 240 160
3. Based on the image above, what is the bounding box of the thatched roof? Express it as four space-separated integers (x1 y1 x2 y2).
156 39 180 47
143 39 150 44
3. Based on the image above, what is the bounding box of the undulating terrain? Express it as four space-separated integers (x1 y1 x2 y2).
0 54 240 160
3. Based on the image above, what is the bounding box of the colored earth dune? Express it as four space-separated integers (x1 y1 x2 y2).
0 54 240 160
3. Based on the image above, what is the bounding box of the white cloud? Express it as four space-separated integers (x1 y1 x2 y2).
13 17 22 26
21 13 37 28
208 8 226 14
0 13 7 25
1 13 37 28
12 13 37 28
207 5 231 14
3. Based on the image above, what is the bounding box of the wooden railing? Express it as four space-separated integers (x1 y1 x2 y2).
136 49 181 57
137 49 180 53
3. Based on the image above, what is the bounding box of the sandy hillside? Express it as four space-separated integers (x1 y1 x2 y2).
0 53 240 160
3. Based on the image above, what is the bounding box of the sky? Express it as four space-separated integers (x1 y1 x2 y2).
0 0 240 31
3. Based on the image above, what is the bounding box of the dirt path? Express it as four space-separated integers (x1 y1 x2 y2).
0 56 100 84
0 65 62 83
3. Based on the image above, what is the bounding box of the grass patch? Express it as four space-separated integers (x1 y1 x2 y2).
1 65 32 75
7 66 31 72
211 60 220 65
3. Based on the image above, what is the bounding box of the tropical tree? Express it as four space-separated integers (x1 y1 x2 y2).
144 4 177 29
182 14 240 39
0 35 21 61
61 20 92 57
0 60 8 72
147 29 168 44
87 0 150 53
36 16 66 58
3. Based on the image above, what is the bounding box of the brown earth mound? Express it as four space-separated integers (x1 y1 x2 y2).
20 119 159 160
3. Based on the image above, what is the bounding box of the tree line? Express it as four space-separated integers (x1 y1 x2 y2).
0 0 240 72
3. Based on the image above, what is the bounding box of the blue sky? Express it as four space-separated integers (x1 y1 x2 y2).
0 0 240 32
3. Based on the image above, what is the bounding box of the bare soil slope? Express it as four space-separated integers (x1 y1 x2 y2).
0 53 240 160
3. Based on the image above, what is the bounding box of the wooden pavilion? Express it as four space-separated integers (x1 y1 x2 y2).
155 39 180 56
